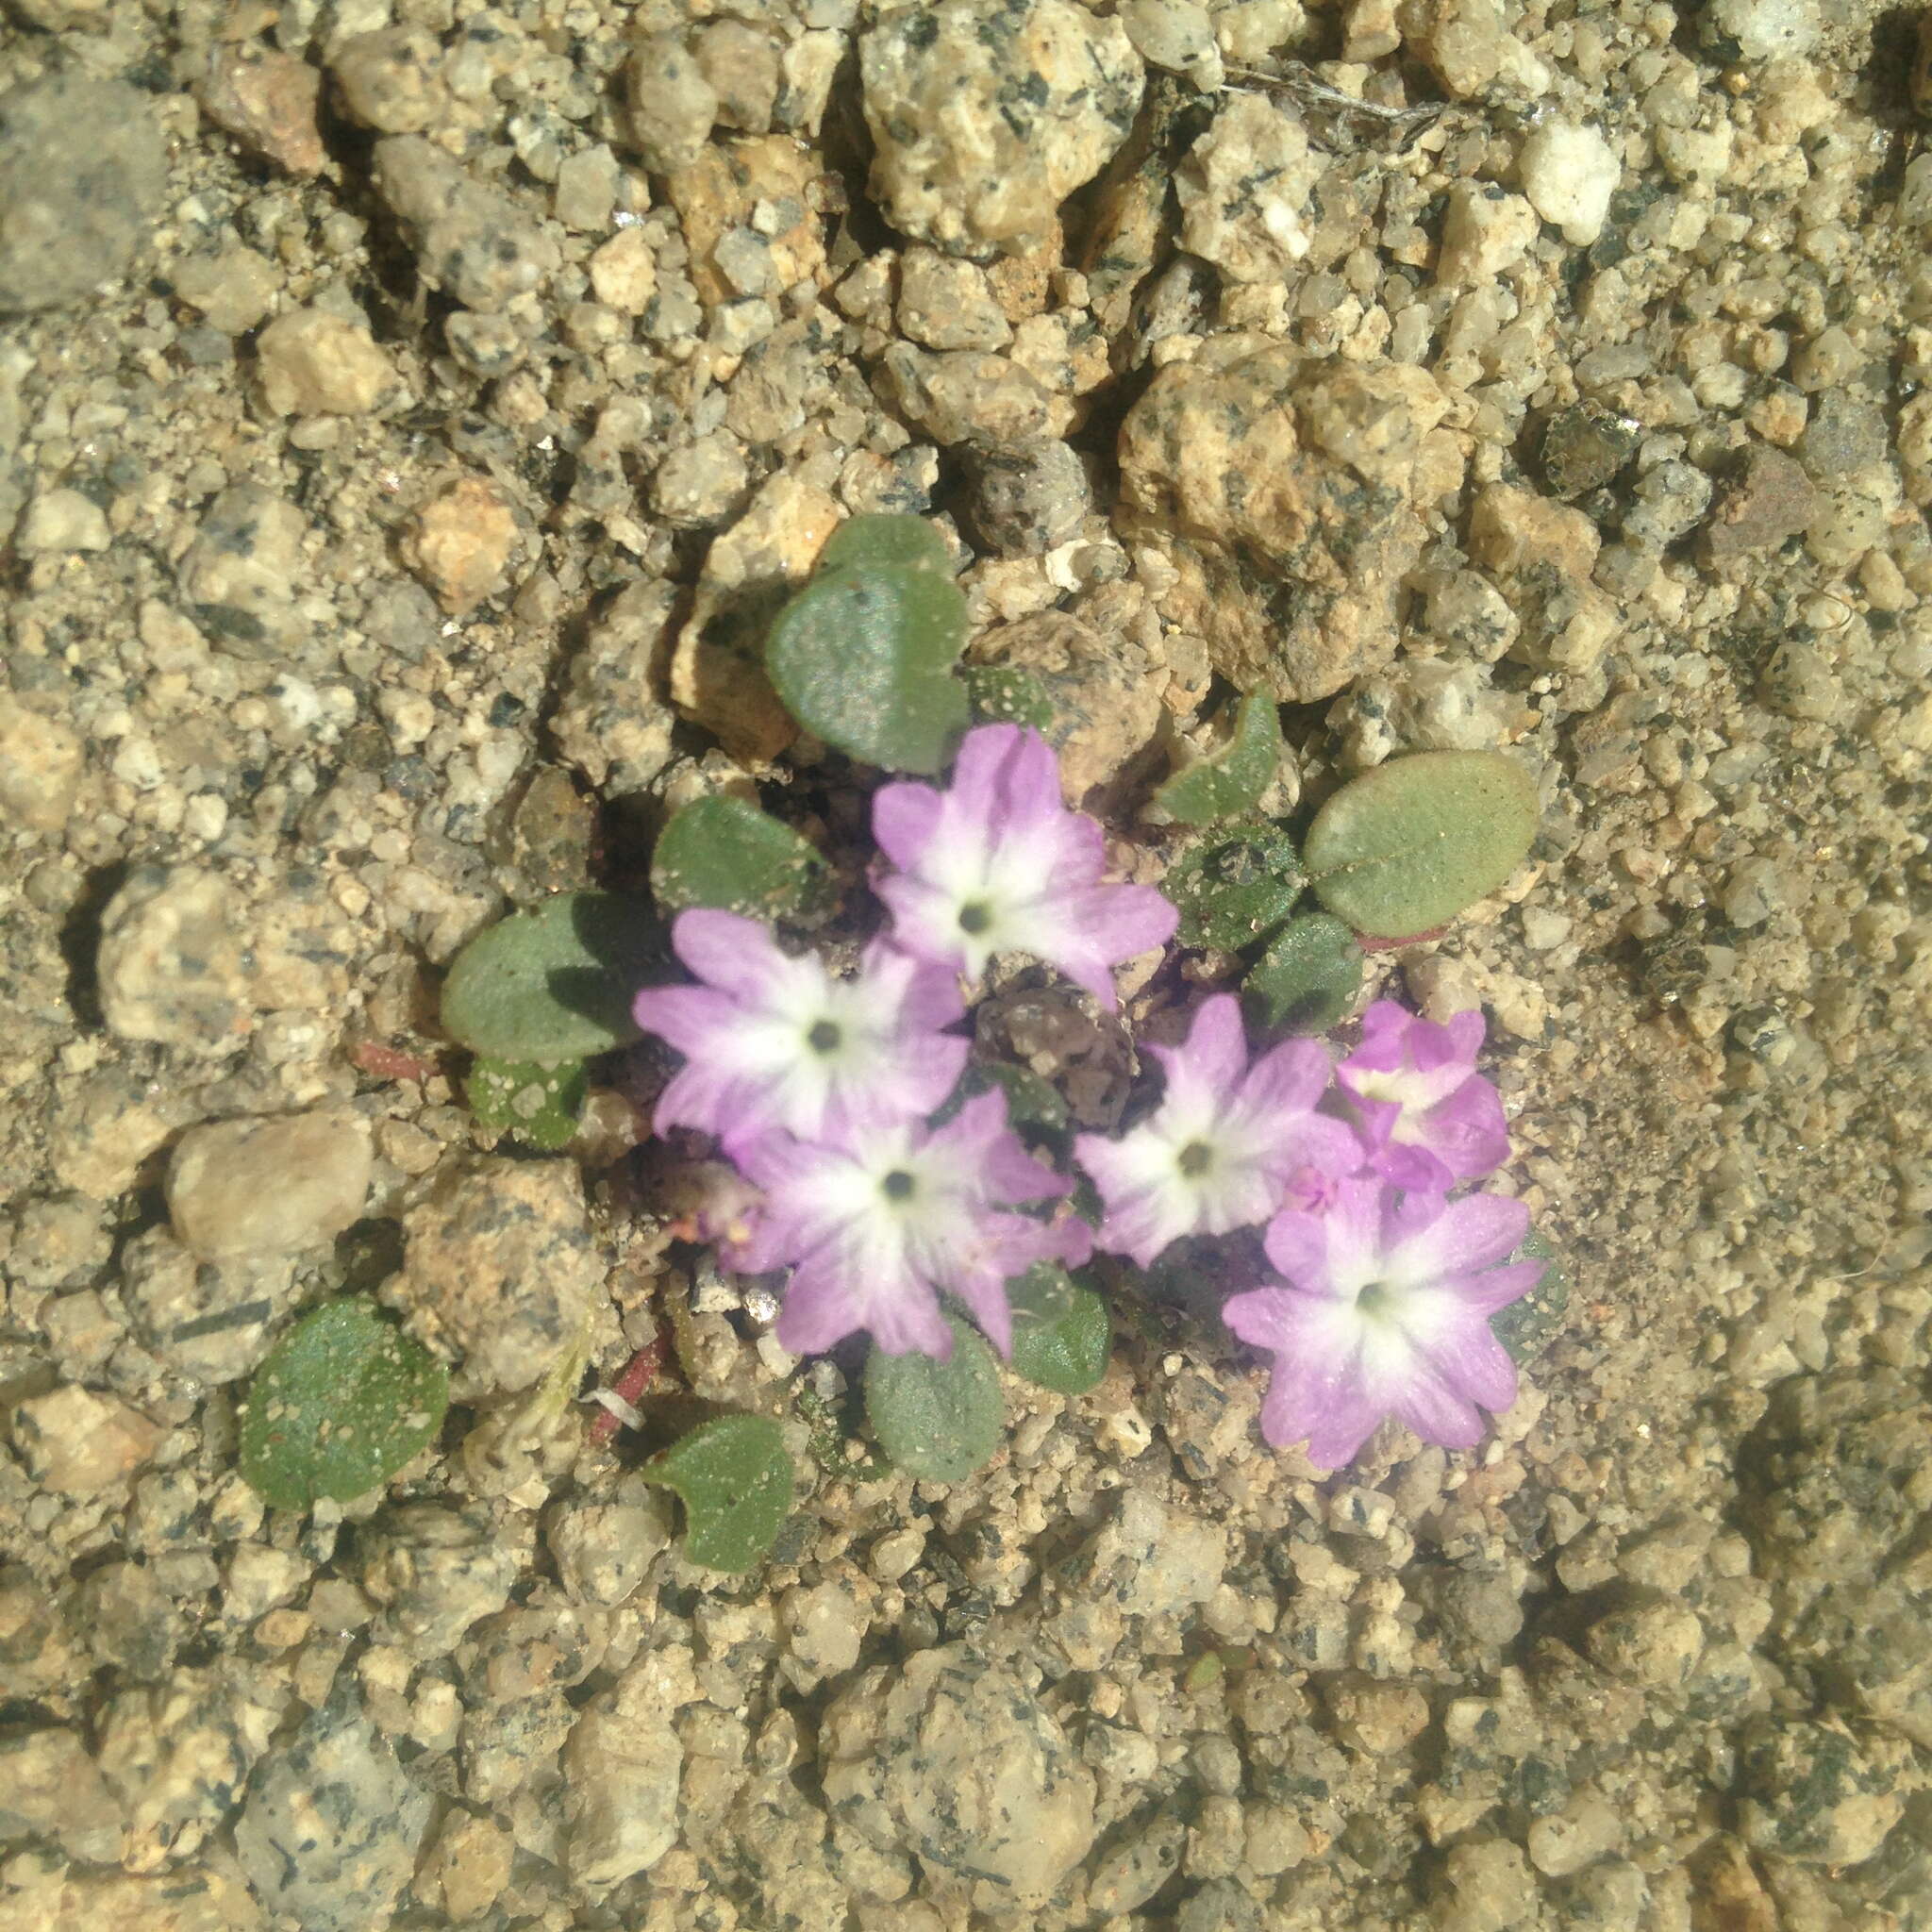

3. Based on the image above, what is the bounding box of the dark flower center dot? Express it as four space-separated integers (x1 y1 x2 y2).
808 1019 841 1054
881 1169 917 1202
1357 1283 1395 1322
957 901 992 936
1176 1140 1214 1178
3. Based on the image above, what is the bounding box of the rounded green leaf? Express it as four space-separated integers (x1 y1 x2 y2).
864 1314 1003 1482
1303 751 1539 938
1492 1228 1569 1365
465 1057 586 1151
1009 1279 1111 1395
240 1299 448 1509
1244 913 1364 1036
1169 824 1307 951
650 795 829 920
642 1414 793 1573
441 891 661 1060
818 512 954 576
1149 691 1284 825
962 663 1056 732
764 562 971 774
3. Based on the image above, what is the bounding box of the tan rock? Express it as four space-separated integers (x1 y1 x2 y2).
167 1109 373 1262
665 134 825 308
0 694 84 831
668 473 840 763
401 475 518 614
197 45 325 176
11 1385 161 1495
257 308 397 416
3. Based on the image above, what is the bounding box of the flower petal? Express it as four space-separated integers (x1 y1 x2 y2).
870 778 946 873
1386 1190 1531 1283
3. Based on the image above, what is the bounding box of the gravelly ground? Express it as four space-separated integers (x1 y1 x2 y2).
1 2 1929 1929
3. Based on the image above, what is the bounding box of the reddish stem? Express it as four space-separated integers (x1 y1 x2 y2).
352 1039 439 1083
588 1338 666 1442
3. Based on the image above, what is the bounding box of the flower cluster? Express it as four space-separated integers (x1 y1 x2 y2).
633 724 1540 1471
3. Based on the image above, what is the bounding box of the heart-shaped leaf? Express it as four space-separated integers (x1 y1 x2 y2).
818 512 954 576
240 1298 448 1508
962 662 1055 732
642 1414 793 1573
864 1313 1003 1482
1169 824 1307 951
1009 1275 1110 1394
764 561 971 774
650 795 830 920
465 1057 586 1151
1492 1228 1569 1365
1244 913 1364 1036
440 891 661 1061
1303 751 1539 938
1149 691 1284 825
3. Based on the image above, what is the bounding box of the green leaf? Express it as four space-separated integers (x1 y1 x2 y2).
240 1299 448 1509
818 512 954 577
764 562 971 774
1244 913 1364 1036
864 1314 1004 1482
962 663 1056 731
1303 751 1539 939
1169 824 1307 951
650 795 829 921
642 1414 793 1573
1492 1228 1569 1365
1149 691 1284 825
465 1057 586 1151
1009 1277 1111 1395
441 891 661 1061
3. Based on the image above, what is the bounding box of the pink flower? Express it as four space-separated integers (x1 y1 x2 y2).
1336 1000 1509 1191
1223 1179 1542 1470
723 1091 1091 1359
1074 994 1362 1268
872 724 1178 1009
632 909 968 1158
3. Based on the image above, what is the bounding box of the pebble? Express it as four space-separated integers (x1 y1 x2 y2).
17 486 111 556
1705 0 1821 59
1177 92 1323 282
819 1642 1097 1910
1702 445 1816 560
1540 403 1639 498
1432 1837 1540 1932
10 1384 162 1495
329 28 445 134
972 606 1163 794
389 1156 599 1399
1517 119 1621 246
966 439 1092 553
1120 0 1224 86
1525 1790 1623 1876
1583 1591 1706 1692
588 225 658 312
195 43 325 177
898 247 1011 351
373 135 559 314
1088 1806 1188 1914
0 76 167 312
551 576 680 794
122 1224 296 1385
879 343 1058 450
860 0 1143 257
256 308 399 416
1439 182 1541 287
233 1689 430 1932
625 31 719 174
359 1503 525 1657
93 870 256 1052
545 1482 675 1606
165 1108 372 1261
0 1724 125 1863
563 1653 693 1886
0 694 85 831
175 483 314 658
1119 343 1431 699
1735 1714 1907 1867
169 244 280 335
401 474 519 614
